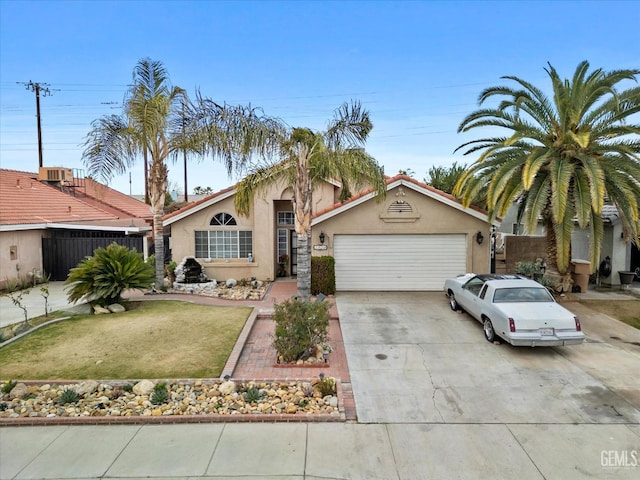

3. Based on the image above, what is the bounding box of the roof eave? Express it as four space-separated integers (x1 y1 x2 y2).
313 177 493 226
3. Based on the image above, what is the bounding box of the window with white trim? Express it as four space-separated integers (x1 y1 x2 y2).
277 229 288 259
195 231 252 259
277 211 294 226
210 212 237 226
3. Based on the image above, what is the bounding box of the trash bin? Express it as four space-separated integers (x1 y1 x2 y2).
571 260 591 293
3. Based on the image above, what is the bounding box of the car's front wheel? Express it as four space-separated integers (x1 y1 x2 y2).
483 318 497 343
449 292 460 311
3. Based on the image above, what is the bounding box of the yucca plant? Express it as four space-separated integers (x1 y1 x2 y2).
244 386 262 403
151 382 169 405
65 243 155 306
58 388 79 405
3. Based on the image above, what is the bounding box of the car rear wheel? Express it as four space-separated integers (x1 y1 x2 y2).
483 318 497 343
449 292 460 311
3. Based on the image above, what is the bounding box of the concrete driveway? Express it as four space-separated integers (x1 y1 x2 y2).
337 292 640 425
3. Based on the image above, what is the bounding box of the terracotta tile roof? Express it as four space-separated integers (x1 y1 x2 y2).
162 173 489 223
313 174 489 218
76 177 152 219
163 184 237 221
0 169 149 226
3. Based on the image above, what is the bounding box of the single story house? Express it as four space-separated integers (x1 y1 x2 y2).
0 167 152 288
498 203 640 286
164 174 492 291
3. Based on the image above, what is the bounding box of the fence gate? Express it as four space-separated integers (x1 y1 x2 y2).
42 231 144 281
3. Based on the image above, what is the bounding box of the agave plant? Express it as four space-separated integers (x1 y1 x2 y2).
65 243 155 306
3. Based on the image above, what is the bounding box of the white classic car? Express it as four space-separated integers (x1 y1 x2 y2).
443 273 585 347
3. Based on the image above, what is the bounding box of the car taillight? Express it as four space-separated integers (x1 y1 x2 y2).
509 318 516 332
574 316 581 331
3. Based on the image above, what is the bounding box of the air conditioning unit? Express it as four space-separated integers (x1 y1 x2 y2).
39 167 73 182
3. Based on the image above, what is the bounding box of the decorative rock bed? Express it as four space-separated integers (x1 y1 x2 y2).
169 281 267 300
0 379 340 423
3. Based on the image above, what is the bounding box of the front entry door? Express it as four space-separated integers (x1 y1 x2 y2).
290 231 298 276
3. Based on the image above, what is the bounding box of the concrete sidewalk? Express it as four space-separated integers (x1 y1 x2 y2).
2 422 638 479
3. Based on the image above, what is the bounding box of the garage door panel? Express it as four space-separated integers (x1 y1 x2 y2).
334 234 466 291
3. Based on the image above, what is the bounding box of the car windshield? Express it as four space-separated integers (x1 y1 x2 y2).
493 287 554 303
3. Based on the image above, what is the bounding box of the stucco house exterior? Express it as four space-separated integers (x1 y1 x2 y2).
497 203 640 287
164 174 492 291
0 167 152 288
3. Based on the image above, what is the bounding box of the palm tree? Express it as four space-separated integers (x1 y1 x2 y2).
83 59 278 289
234 101 387 299
83 59 186 288
454 61 640 290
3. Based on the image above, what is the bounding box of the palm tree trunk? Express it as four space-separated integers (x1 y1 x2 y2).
544 218 573 293
149 147 168 290
297 232 310 300
294 150 312 300
143 147 150 205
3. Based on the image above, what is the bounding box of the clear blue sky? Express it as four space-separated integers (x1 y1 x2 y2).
1 0 638 196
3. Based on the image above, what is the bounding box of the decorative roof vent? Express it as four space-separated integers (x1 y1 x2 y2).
387 201 414 214
379 187 421 223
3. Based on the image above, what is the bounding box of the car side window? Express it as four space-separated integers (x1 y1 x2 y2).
463 278 485 297
479 285 488 299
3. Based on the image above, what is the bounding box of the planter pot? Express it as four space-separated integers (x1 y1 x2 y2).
618 271 635 287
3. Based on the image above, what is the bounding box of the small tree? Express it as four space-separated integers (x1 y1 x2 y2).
65 243 155 306
272 299 330 363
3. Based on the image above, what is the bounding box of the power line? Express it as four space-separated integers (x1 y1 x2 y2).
17 81 59 168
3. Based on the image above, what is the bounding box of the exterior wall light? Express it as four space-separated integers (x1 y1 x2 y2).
475 231 484 245
319 231 326 244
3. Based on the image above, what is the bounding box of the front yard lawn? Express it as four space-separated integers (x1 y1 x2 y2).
0 301 251 380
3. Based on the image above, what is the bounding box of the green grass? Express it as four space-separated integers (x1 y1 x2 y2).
0 301 251 380
578 299 640 329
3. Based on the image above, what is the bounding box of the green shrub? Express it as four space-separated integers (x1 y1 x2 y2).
1 380 17 394
122 383 134 393
58 388 79 405
151 382 169 405
317 374 336 396
273 298 330 363
65 243 155 306
514 261 544 278
311 256 336 295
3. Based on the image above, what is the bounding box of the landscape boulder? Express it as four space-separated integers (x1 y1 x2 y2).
76 380 99 396
132 380 155 396
107 303 126 313
9 383 29 399
93 305 111 315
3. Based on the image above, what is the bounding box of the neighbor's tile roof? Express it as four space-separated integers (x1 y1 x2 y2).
77 177 152 219
0 169 149 226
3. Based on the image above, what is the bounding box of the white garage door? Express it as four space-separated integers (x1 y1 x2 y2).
334 234 467 291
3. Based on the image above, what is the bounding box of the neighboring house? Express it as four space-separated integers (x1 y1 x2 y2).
0 167 152 288
497 203 639 286
164 174 492 291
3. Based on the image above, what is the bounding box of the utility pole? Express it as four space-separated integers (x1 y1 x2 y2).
18 81 56 168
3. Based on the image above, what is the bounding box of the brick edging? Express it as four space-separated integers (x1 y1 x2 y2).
0 377 347 426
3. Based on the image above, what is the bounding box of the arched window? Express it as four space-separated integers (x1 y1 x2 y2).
210 212 237 226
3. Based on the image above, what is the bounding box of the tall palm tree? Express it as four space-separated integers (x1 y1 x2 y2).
234 101 387 300
83 59 186 288
454 61 640 290
83 59 278 289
